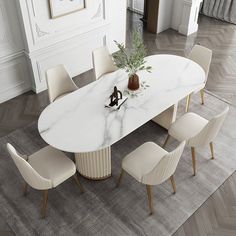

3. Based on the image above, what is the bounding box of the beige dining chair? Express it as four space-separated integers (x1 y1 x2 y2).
7 143 84 218
92 46 117 80
46 64 78 103
186 45 213 112
117 141 186 215
152 104 178 130
163 106 229 176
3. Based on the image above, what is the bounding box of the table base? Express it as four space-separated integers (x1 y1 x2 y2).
75 146 111 180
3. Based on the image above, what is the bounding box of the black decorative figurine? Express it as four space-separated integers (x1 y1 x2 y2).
109 86 122 107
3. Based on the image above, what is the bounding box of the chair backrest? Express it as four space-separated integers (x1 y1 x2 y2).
7 143 52 190
188 106 229 147
189 45 212 81
142 141 186 185
46 64 78 103
92 46 117 80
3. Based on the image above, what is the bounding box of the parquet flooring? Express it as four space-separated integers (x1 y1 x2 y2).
173 171 236 236
0 11 236 235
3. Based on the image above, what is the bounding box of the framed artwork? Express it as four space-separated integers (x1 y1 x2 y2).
49 0 86 19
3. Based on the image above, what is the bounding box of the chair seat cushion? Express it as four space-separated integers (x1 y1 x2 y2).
169 112 208 143
122 142 168 183
29 146 76 188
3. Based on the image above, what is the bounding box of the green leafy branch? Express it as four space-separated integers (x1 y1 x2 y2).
113 31 152 77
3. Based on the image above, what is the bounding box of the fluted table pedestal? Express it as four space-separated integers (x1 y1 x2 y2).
75 147 111 180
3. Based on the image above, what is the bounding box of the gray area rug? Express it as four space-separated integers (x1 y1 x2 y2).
0 92 236 236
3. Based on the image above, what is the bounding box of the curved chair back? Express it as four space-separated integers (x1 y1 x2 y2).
189 45 212 82
7 143 52 190
92 46 117 80
142 141 186 185
46 64 78 103
188 106 229 147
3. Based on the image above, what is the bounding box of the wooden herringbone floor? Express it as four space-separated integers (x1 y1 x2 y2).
174 171 236 236
0 11 236 236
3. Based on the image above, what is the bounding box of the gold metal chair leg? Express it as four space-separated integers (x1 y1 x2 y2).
210 142 214 159
146 185 153 215
200 89 205 105
186 94 191 112
23 182 28 196
170 175 176 194
163 134 170 148
41 190 48 219
116 169 124 188
191 147 196 176
73 173 84 193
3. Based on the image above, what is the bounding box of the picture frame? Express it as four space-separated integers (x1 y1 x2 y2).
49 0 86 19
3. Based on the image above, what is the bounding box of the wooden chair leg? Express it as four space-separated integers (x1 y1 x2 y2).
41 190 48 219
116 169 124 188
186 94 191 112
163 134 170 148
200 89 205 105
191 147 196 176
23 182 28 196
73 173 84 193
146 185 153 215
170 175 176 194
210 142 214 159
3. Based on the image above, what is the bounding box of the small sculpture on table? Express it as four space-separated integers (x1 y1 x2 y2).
105 86 128 110
109 86 122 107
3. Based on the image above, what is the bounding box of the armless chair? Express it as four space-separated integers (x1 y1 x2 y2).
92 46 117 80
117 141 186 215
186 45 212 112
46 64 78 103
152 104 178 130
163 106 229 176
7 143 84 218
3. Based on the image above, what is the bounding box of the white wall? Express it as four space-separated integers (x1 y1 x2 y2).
171 0 184 31
17 0 127 93
172 0 202 35
0 0 31 103
157 0 174 33
0 0 126 102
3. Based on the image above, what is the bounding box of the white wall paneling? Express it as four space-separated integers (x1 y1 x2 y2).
0 0 31 103
29 28 108 92
0 54 31 103
15 0 127 93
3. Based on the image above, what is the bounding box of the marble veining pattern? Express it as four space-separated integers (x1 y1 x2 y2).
38 55 205 152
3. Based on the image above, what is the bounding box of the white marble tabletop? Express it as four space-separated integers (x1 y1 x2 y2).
38 54 205 153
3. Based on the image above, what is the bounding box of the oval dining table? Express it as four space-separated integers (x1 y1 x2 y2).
38 54 205 180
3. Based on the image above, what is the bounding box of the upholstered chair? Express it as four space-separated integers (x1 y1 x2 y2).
186 45 213 111
152 104 178 130
46 64 78 103
7 143 84 218
92 46 117 80
117 141 186 215
164 106 229 176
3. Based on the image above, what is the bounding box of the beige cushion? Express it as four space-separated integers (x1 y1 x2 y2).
29 146 76 188
169 112 208 142
122 142 168 182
